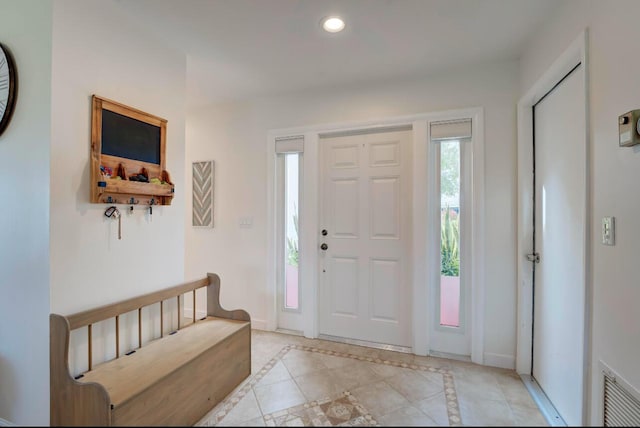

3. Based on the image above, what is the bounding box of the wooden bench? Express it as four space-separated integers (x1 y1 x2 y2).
50 273 251 426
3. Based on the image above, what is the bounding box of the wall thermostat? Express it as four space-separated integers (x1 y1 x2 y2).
618 109 640 147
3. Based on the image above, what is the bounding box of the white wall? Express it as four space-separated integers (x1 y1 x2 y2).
519 0 640 422
0 1 52 424
0 0 187 421
50 0 186 372
50 0 186 313
186 60 519 365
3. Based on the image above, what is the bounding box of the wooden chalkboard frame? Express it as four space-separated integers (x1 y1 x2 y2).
91 95 174 205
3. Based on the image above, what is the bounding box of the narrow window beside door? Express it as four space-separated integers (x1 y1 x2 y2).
430 117 472 356
440 140 460 327
275 135 304 330
283 153 300 310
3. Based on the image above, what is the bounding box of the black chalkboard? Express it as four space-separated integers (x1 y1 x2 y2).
101 109 161 164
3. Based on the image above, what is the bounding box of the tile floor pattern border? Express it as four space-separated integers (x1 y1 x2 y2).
207 344 462 426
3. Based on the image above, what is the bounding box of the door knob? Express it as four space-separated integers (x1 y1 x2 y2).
320 243 328 251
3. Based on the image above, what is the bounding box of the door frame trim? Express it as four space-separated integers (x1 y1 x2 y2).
516 29 590 424
267 107 485 364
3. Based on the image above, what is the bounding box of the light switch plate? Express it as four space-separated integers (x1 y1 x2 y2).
239 217 253 228
602 217 615 246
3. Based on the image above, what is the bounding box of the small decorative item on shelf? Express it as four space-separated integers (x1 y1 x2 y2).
100 165 113 178
128 167 149 183
98 165 112 188
115 163 127 180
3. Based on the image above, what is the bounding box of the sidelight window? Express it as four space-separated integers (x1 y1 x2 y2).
275 136 303 312
439 140 461 327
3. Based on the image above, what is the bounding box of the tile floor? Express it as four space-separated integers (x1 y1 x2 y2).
196 330 548 426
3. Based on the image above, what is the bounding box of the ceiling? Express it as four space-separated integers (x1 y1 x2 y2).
116 0 559 109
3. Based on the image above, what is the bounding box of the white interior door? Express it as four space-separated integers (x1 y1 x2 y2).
532 64 585 426
319 130 412 347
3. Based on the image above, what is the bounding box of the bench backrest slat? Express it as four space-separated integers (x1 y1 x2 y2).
67 277 210 330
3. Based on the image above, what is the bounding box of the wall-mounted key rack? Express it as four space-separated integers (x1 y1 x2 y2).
90 95 175 206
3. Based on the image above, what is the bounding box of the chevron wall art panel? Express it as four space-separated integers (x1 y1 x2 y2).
192 160 214 227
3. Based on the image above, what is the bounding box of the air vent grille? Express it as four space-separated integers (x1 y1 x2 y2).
604 372 640 426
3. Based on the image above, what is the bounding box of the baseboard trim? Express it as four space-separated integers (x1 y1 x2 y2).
251 318 268 330
520 374 567 426
483 352 516 369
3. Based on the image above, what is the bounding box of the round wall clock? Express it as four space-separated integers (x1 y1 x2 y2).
0 43 17 137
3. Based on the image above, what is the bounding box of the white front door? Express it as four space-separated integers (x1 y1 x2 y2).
532 64 585 425
319 130 412 347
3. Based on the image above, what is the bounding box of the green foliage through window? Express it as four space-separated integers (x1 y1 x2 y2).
440 141 460 200
286 205 299 267
441 206 459 276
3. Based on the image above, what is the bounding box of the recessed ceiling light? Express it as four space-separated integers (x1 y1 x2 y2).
322 16 345 33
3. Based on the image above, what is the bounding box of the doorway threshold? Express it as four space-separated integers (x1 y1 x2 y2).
428 350 471 363
318 334 412 354
520 374 567 426
275 328 304 337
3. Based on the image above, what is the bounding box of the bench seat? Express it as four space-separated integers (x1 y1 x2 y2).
79 317 249 408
